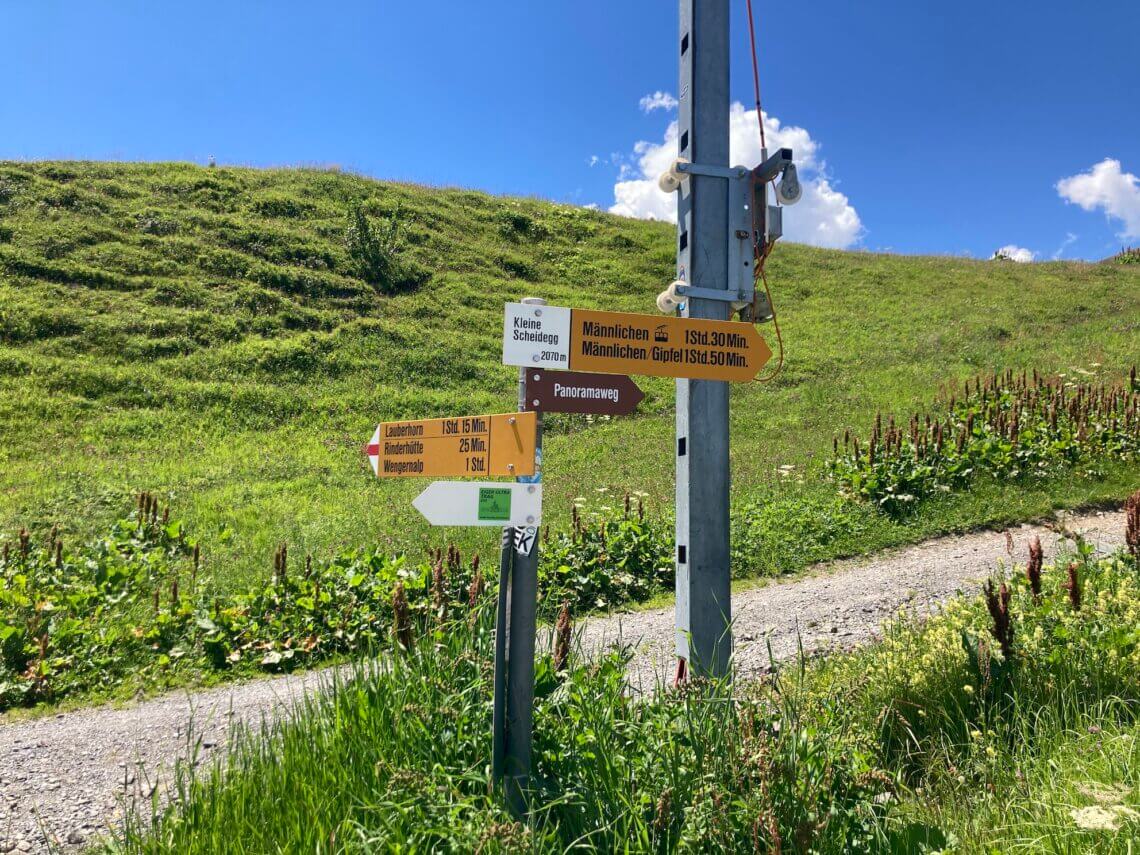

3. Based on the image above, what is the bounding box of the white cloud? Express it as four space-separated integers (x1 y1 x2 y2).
639 91 678 113
587 155 599 167
992 245 1036 263
609 103 863 249
1051 232 1078 260
1056 158 1140 240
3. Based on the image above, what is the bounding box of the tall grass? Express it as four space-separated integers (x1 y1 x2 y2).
111 604 891 853
110 526 1140 853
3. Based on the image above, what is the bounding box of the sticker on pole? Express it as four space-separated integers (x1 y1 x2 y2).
477 487 513 521
513 526 537 556
413 482 542 527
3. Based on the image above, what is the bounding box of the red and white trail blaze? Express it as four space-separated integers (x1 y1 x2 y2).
367 425 381 476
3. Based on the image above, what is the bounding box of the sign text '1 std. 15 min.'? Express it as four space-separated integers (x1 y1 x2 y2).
367 411 537 478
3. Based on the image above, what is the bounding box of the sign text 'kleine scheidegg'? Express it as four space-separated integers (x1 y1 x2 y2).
368 411 536 478
502 303 771 382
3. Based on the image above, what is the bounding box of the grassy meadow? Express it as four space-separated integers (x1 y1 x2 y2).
1 160 1139 595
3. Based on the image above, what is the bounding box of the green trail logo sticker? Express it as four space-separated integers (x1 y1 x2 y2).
478 487 512 521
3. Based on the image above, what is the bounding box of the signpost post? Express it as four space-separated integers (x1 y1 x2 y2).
494 296 546 818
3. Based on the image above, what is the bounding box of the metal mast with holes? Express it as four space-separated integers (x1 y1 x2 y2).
674 0 733 678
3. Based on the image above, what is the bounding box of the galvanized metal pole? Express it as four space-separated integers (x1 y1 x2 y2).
495 296 545 816
675 0 732 678
490 527 511 785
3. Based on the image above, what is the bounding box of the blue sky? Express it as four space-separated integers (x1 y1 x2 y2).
3 0 1139 259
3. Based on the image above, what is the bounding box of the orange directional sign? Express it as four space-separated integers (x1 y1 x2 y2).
367 411 536 478
572 309 771 382
502 303 771 382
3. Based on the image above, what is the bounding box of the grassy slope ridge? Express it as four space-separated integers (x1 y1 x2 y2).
1 161 1139 589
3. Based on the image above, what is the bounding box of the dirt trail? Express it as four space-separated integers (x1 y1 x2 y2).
0 509 1127 852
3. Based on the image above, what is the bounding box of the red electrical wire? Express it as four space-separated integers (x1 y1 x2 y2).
745 0 766 150
745 0 784 383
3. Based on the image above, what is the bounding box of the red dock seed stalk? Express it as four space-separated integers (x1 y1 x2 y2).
1066 563 1082 611
1126 489 1140 561
2 542 8 565
54 540 62 569
392 581 414 650
984 580 1014 659
1026 536 1043 598
467 564 485 609
554 601 572 672
19 528 29 559
431 557 446 618
653 788 673 836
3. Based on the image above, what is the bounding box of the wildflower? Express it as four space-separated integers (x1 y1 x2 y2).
962 684 975 695
1071 805 1136 831
653 788 672 835
467 565 485 609
392 581 414 650
431 558 446 618
1025 536 1043 598
1066 563 1082 611
554 601 572 673
1126 488 1139 561
984 580 1014 658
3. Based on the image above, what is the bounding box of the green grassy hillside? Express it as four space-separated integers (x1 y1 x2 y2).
1 161 1138 588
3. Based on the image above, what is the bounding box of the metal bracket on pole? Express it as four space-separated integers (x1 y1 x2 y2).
675 161 749 180
672 284 750 302
752 147 794 182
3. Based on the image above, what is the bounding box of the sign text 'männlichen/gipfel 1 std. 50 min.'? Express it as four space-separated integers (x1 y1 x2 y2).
502 302 770 382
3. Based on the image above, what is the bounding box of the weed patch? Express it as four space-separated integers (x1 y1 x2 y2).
830 367 1140 514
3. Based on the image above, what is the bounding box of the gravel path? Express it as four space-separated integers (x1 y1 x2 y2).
0 508 1127 852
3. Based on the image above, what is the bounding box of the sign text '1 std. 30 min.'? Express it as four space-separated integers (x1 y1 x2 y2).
502 302 771 382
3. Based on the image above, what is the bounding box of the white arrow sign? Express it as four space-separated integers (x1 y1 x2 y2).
412 482 542 527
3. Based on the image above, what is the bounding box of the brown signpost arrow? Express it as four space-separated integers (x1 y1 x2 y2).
502 302 772 382
523 369 645 415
